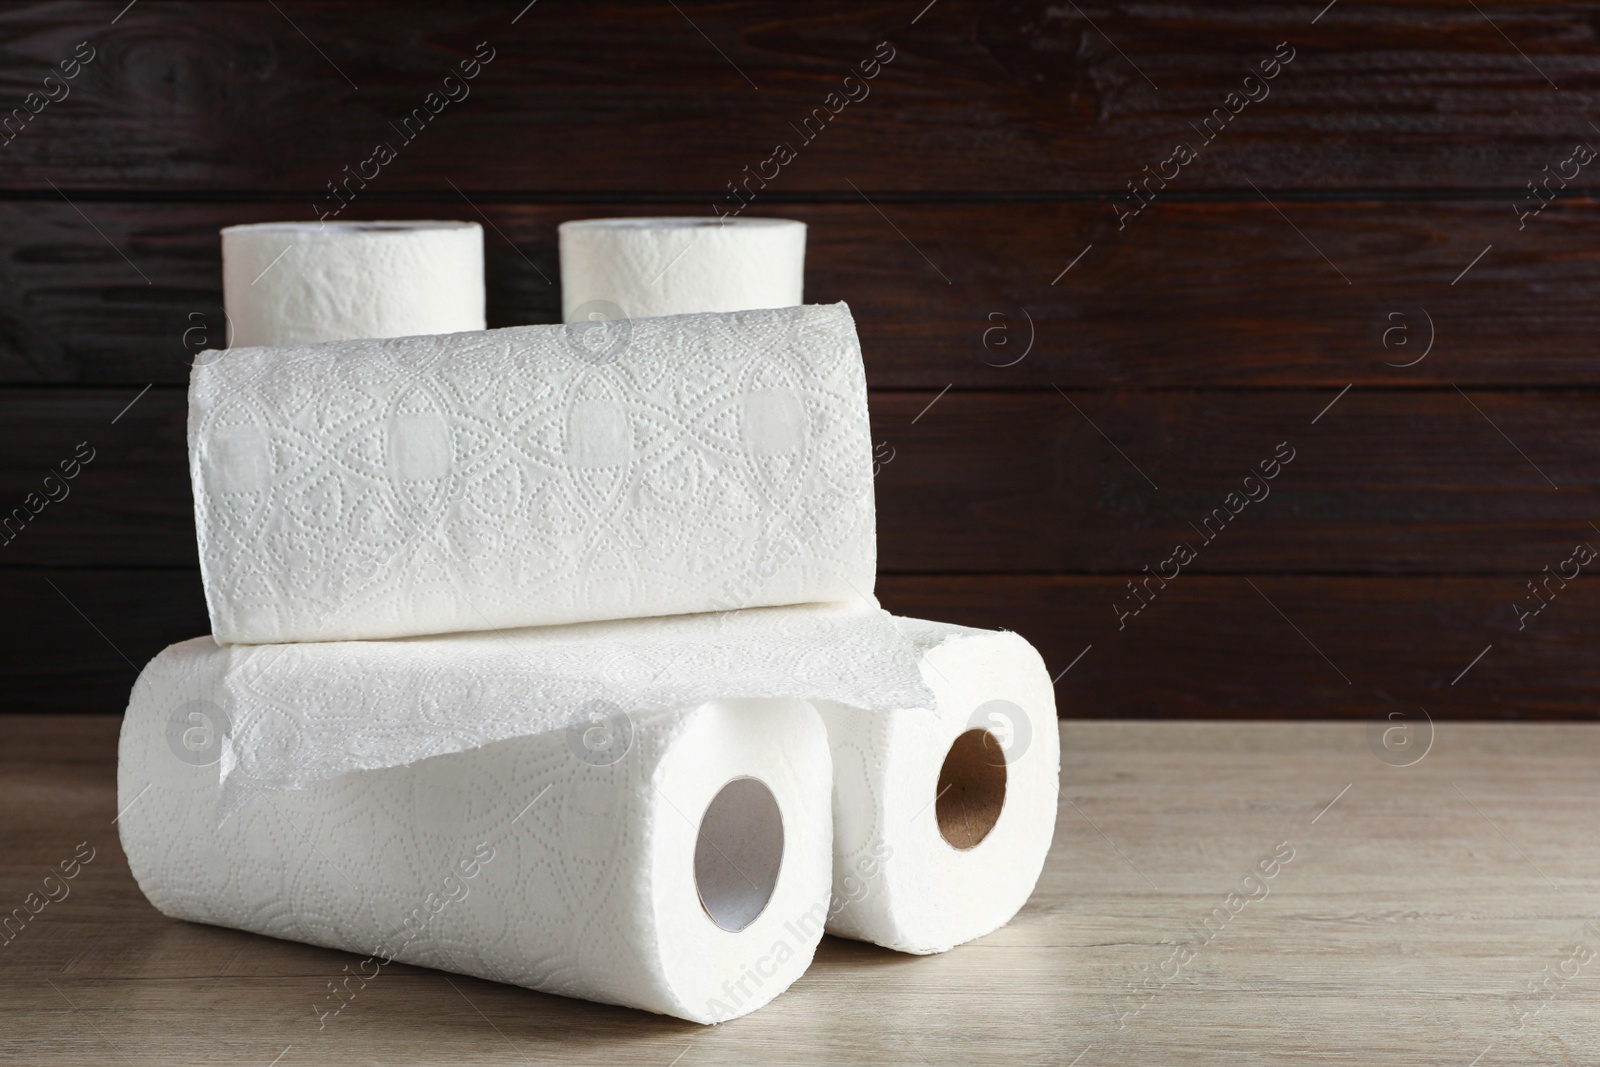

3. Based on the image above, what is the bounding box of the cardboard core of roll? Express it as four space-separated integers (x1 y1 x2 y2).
936 729 1008 850
694 776 785 932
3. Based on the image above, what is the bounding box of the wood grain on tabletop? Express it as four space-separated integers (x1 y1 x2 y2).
3 198 1599 389
2 1 1598 193
3 714 1595 1066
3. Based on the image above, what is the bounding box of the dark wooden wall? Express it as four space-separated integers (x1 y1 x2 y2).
3 1 1597 718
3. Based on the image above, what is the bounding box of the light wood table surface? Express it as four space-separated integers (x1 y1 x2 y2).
3 715 1596 1066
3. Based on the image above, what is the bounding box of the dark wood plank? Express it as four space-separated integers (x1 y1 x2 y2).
2 1 1599 194
0 569 207 716
878 575 1600 721
0 388 192 567
4 198 1600 388
4 387 1593 573
6 569 1594 719
871 388 1598 573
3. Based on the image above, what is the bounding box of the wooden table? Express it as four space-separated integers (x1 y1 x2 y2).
3 716 1595 1065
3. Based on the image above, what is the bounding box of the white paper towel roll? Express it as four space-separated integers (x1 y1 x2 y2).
190 302 874 645
119 643 835 1023
221 220 486 348
559 217 805 322
815 619 1059 954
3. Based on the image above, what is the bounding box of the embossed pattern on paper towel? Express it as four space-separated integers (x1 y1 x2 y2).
190 303 875 644
145 603 946 808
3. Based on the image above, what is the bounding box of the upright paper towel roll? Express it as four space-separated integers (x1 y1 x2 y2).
815 619 1059 954
120 642 834 1024
190 302 874 644
559 217 805 321
222 220 485 348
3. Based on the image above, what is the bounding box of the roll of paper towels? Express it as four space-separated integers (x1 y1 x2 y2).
559 217 805 322
119 642 835 1023
221 220 486 348
190 302 874 644
815 619 1059 954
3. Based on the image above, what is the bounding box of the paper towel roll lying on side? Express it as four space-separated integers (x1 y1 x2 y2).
559 217 805 322
221 220 486 347
189 302 874 644
815 619 1059 954
119 639 834 1024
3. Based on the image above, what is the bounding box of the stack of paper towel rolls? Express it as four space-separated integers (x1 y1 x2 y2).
118 217 1057 1025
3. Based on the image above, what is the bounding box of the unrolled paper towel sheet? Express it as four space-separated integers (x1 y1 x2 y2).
221 220 486 348
148 603 938 812
559 217 805 322
816 619 1059 954
120 663 834 1023
190 302 874 645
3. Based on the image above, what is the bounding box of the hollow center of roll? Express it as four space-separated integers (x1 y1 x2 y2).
936 729 1008 851
694 776 785 932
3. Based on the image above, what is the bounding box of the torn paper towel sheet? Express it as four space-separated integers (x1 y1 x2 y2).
816 619 1059 954
559 217 805 322
119 693 834 1024
131 602 940 813
222 220 486 348
190 302 874 644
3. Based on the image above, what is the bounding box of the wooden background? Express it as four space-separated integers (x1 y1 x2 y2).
2 0 1597 719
